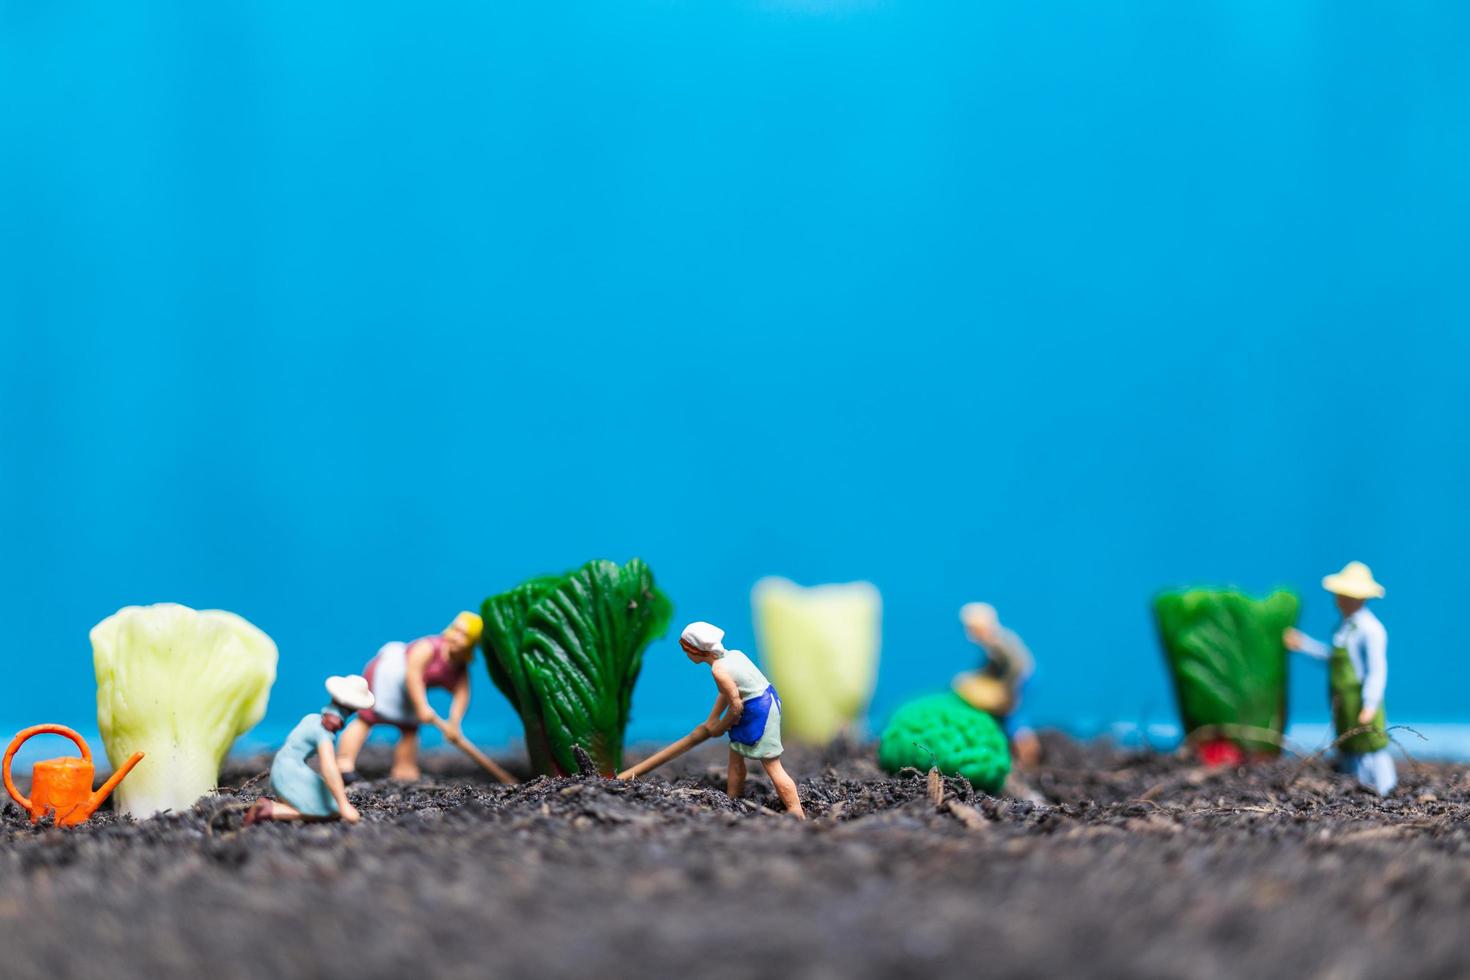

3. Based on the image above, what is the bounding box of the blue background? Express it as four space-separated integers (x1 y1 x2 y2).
2 2 1466 754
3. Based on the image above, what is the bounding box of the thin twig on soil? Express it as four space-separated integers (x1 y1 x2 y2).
927 767 944 809
945 799 988 830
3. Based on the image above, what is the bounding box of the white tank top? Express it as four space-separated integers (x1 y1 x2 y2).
720 649 771 702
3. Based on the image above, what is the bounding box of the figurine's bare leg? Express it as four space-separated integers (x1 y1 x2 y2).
390 729 421 781
760 757 805 820
335 717 372 774
727 748 747 799
246 798 302 824
1012 730 1042 769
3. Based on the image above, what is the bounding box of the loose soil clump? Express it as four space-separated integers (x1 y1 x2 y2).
2 735 1466 979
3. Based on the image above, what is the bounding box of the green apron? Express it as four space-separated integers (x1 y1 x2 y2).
1329 639 1389 754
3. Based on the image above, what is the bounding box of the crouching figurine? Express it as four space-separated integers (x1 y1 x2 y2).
955 602 1041 768
246 675 376 825
681 622 805 819
1284 561 1396 796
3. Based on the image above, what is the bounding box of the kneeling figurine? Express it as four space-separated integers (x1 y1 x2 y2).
246 675 376 825
954 602 1041 767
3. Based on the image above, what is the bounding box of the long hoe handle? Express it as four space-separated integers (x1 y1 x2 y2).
617 723 713 780
433 718 519 785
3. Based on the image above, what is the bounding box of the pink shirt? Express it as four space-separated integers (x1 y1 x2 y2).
416 635 468 691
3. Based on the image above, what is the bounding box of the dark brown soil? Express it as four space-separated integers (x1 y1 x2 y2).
2 734 1467 980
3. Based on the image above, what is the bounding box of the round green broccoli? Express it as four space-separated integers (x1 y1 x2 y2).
878 692 1011 793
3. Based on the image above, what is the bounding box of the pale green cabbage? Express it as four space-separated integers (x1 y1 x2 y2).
92 603 277 818
751 577 882 745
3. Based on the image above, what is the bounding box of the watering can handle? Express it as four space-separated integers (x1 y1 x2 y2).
3 724 92 812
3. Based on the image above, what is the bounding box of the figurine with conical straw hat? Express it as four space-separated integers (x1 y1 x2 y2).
1283 562 1396 795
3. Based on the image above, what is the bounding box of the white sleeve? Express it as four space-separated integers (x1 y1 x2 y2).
1293 634 1331 660
1359 623 1388 714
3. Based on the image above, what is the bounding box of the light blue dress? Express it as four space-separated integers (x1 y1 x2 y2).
270 712 341 817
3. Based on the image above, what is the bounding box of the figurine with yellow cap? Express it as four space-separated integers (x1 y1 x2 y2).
1283 562 1396 795
336 611 484 782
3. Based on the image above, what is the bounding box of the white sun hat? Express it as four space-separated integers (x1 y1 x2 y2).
680 621 727 655
326 674 376 712
1322 561 1385 600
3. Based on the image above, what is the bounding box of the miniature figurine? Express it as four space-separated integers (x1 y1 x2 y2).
686 621 804 818
3 724 144 827
1283 561 1396 796
336 611 481 782
246 675 375 825
953 603 1041 767
621 622 804 819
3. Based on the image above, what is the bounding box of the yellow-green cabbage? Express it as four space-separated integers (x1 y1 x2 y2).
92 603 277 819
751 577 881 745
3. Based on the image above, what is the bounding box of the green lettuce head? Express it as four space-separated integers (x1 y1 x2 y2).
92 603 278 819
1154 587 1299 756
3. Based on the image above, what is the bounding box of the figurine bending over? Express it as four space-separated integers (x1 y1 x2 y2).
336 611 481 782
955 603 1041 767
681 621 805 819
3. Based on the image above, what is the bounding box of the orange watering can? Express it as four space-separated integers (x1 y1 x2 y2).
3 724 145 827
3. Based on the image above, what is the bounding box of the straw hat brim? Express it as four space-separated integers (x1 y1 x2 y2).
952 672 1014 715
326 675 376 712
1321 573 1385 600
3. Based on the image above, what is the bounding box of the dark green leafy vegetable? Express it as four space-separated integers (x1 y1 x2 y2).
481 574 563 774
1153 588 1299 756
482 559 672 776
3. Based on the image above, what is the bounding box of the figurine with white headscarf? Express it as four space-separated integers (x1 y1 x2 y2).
680 622 804 818
617 621 805 819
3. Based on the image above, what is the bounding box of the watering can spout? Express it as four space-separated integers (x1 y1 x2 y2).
87 752 145 817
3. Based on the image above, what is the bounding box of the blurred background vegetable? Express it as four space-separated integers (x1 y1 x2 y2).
1154 588 1299 761
751 578 881 746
